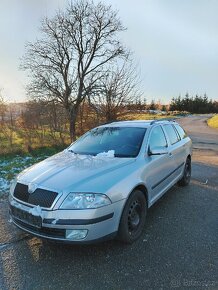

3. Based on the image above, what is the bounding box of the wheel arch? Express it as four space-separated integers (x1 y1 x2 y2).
117 183 148 243
129 184 149 208
187 154 191 161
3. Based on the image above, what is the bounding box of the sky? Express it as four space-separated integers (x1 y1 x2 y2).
0 0 218 103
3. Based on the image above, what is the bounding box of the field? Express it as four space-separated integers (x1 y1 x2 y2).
117 112 172 121
207 114 218 128
0 112 174 155
0 127 70 155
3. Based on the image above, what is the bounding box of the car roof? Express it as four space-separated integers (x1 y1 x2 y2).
100 119 178 129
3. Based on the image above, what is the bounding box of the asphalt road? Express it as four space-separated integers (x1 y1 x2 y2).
0 116 218 290
178 115 218 152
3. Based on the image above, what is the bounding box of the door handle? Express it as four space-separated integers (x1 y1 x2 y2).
168 152 172 157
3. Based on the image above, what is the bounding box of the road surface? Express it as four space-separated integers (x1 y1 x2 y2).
178 115 218 152
0 116 217 290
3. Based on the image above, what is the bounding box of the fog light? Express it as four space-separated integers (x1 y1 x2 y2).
66 229 88 240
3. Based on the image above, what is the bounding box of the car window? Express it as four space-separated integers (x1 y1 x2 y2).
164 124 180 145
68 127 146 158
174 124 187 139
149 125 167 150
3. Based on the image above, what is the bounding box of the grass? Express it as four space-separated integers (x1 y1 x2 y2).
207 115 218 129
118 112 175 121
0 112 176 155
0 147 64 198
0 127 70 155
0 111 180 154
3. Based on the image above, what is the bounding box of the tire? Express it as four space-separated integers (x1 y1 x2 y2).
178 157 191 186
118 190 147 244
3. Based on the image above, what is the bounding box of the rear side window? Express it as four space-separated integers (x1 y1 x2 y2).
149 125 167 150
174 124 187 139
164 124 180 145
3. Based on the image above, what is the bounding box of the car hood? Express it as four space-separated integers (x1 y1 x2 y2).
17 150 136 193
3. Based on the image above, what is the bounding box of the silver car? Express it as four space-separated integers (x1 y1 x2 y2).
9 120 192 244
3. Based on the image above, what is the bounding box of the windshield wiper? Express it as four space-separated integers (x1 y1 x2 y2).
68 150 96 156
68 149 77 154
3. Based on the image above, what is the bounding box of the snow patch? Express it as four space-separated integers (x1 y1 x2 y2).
0 244 8 250
51 219 59 225
96 150 115 158
29 205 44 218
22 156 33 161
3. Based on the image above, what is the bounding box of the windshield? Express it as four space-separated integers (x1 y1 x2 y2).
68 127 146 158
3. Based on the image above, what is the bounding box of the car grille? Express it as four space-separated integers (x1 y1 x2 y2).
13 218 66 238
13 183 58 208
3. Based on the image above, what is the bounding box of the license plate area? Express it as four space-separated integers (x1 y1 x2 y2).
10 205 42 228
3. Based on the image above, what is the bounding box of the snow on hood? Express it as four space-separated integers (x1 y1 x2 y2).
96 150 115 158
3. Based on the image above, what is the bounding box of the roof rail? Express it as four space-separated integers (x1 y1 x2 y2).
150 118 176 125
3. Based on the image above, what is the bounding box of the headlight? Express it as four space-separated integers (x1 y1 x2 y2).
60 193 112 209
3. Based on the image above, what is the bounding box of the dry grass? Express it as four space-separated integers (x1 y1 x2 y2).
118 112 174 121
0 112 176 155
207 115 218 129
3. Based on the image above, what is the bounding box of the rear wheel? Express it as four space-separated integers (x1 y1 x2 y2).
118 190 147 244
178 157 191 186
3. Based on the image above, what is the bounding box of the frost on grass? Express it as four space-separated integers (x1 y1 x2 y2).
0 152 50 197
0 177 10 196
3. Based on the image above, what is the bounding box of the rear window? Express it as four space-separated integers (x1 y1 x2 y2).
164 124 180 145
174 124 187 139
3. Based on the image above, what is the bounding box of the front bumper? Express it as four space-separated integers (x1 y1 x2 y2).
9 198 126 243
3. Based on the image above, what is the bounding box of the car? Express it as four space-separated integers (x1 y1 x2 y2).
9 119 192 244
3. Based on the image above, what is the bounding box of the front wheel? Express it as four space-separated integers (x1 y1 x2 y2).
118 190 147 244
178 157 191 186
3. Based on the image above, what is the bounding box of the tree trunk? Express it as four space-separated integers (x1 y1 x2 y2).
105 110 117 123
69 112 77 142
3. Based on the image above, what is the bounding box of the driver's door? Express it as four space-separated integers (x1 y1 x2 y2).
143 125 176 204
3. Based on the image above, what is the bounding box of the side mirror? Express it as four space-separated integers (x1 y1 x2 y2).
148 146 168 156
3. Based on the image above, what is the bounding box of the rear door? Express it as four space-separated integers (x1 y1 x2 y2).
162 124 185 176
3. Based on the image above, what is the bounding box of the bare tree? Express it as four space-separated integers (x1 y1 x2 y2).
0 89 7 123
89 57 141 122
21 0 126 140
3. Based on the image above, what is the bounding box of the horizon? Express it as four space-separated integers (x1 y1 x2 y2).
3 92 218 106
